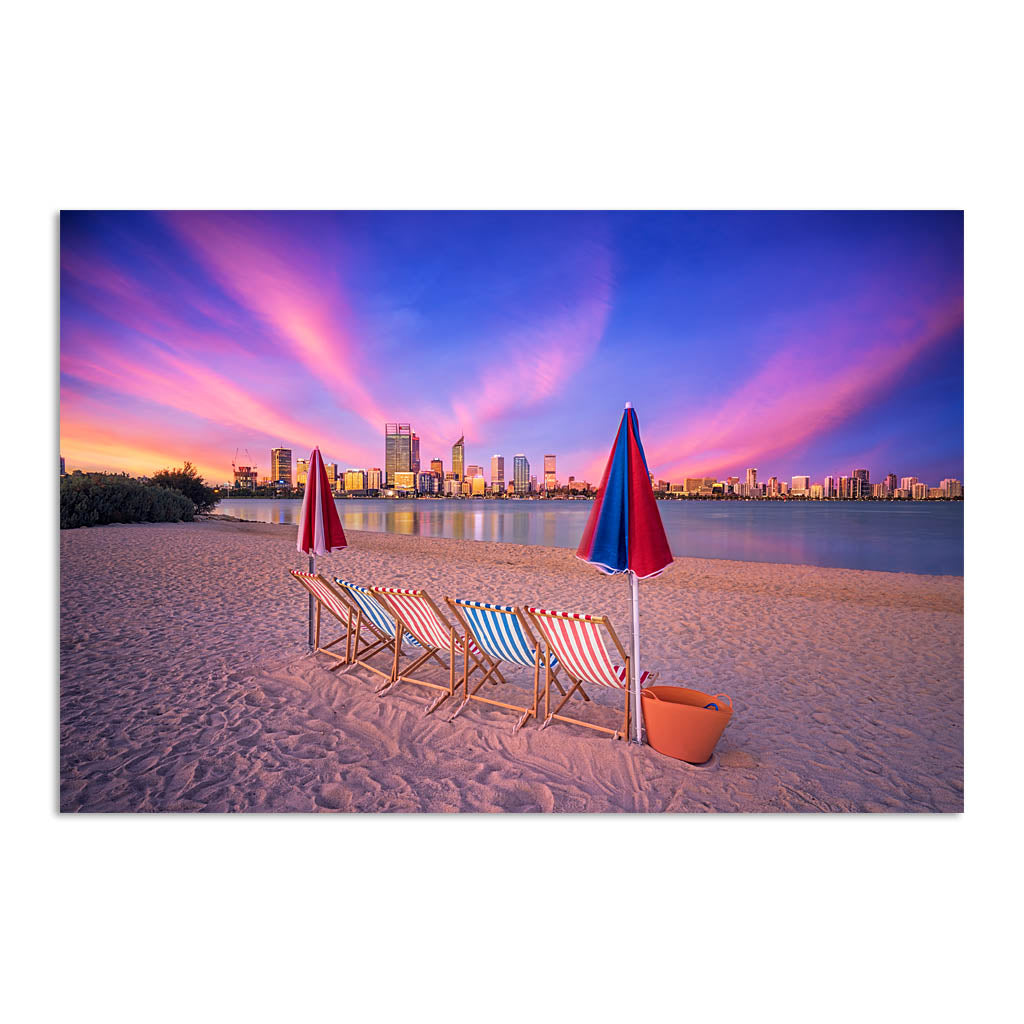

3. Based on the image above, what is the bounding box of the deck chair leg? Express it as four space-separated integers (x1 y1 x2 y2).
314 602 321 651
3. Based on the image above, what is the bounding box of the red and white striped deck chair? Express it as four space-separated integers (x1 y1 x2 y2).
525 606 658 740
288 571 367 671
371 586 493 714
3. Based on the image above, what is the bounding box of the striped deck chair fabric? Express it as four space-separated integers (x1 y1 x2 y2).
372 586 480 656
288 570 354 670
525 607 652 689
453 599 557 669
334 578 421 648
291 570 350 624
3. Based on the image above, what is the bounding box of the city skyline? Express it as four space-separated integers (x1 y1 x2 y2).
60 211 963 485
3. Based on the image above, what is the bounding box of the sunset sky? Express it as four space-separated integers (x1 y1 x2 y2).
60 210 963 486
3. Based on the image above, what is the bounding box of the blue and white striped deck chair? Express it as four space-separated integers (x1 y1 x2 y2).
334 577 424 686
446 598 585 733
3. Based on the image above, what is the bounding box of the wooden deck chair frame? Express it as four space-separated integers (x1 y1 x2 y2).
371 587 493 715
331 577 422 684
446 598 585 737
525 609 658 741
289 570 367 671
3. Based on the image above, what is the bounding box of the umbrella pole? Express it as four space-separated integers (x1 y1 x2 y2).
308 554 315 649
629 570 643 744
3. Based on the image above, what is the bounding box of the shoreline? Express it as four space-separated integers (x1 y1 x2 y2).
60 521 963 812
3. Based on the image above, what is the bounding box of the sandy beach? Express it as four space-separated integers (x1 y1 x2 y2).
59 520 963 812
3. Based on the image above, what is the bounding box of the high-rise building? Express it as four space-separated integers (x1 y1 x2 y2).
344 469 366 492
940 478 963 498
417 471 440 494
853 468 870 485
452 436 465 481
296 458 309 487
234 463 258 490
410 433 421 476
684 477 703 495
900 476 918 492
471 475 486 496
513 454 530 495
810 483 824 500
270 447 292 488
792 475 810 495
366 468 382 491
491 455 504 490
746 468 757 494
544 454 557 491
885 473 897 496
394 471 416 491
324 462 338 491
912 482 928 500
466 464 483 479
430 458 444 476
385 423 413 486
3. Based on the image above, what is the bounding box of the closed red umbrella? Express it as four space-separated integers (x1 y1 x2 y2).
297 447 347 646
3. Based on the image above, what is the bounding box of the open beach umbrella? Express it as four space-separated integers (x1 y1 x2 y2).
297 447 347 647
576 403 672 743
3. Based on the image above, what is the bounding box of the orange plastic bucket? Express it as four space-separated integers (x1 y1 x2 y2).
641 686 733 764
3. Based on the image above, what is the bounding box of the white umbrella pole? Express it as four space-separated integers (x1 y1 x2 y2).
629 570 643 744
308 554 315 649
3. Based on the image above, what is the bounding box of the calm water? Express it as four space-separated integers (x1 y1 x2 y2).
215 498 963 575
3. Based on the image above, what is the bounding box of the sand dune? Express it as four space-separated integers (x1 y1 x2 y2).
59 520 963 812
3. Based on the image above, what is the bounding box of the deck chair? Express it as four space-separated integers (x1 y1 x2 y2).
289 570 361 670
371 586 492 715
525 606 658 740
332 577 423 684
446 598 585 733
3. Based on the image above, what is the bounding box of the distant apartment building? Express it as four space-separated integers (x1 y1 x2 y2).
444 474 460 496
872 482 885 498
417 470 440 495
491 454 505 491
366 468 382 491
513 455 530 494
684 477 703 495
324 462 338 491
451 436 465 481
544 454 557 491
745 468 757 494
912 482 928 500
296 458 309 487
791 475 810 496
270 447 293 488
941 478 963 498
885 473 898 496
900 476 918 492
810 483 824 499
385 423 414 487
344 469 366 492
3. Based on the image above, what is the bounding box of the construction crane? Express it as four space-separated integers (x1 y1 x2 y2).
232 449 258 491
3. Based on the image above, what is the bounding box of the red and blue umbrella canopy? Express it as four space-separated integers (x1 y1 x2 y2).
297 447 347 556
577 403 672 579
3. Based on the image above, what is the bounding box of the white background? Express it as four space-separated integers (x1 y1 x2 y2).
4 1 1017 1021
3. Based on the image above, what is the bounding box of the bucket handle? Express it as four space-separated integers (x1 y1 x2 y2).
641 688 660 701
710 693 733 710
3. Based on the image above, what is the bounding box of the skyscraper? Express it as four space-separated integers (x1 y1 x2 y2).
410 433 421 476
452 435 465 481
544 454 557 491
430 458 444 476
270 447 292 488
746 468 757 495
367 468 382 491
385 423 413 486
513 454 529 494
296 458 309 487
491 454 504 491
885 473 898 496
792 475 810 495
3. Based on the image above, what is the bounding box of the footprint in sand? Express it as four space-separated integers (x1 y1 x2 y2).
492 781 555 813
718 750 757 769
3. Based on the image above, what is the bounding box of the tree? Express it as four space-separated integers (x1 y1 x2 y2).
151 461 218 513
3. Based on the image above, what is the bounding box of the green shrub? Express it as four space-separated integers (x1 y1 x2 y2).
150 462 218 514
60 473 196 529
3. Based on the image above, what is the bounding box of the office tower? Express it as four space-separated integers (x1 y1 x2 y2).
466 464 483 479
270 447 292 487
765 476 778 497
746 468 757 493
491 454 504 490
385 423 413 486
344 469 366 492
684 477 702 495
853 468 870 485
410 433 421 476
471 475 486 496
792 475 810 495
883 473 897 495
900 476 918 491
417 471 440 494
366 468 382 491
394 471 416 491
513 454 529 494
296 458 309 487
544 454 557 491
451 435 465 480
430 458 444 476
324 463 338 491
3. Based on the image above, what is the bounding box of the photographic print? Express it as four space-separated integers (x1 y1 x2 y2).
59 210 964 812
